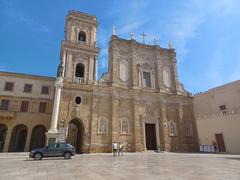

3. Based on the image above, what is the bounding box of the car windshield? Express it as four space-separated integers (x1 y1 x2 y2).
65 144 73 148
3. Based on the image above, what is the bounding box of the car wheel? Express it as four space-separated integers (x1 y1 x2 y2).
34 153 42 160
64 152 71 159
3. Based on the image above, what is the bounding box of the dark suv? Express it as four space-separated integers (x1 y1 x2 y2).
29 143 76 160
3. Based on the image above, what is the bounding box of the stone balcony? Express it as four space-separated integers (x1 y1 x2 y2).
74 77 85 84
0 110 15 120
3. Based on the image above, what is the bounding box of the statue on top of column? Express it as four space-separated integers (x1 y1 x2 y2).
57 63 64 77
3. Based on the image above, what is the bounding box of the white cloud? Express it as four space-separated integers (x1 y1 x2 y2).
165 15 204 60
118 20 147 35
1 0 52 34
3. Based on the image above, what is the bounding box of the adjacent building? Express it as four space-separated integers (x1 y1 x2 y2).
0 72 54 152
0 10 199 153
194 80 240 154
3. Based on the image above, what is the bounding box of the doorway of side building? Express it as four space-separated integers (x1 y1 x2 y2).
215 133 226 152
0 124 8 152
9 124 28 152
145 123 157 150
66 119 84 154
29 125 47 151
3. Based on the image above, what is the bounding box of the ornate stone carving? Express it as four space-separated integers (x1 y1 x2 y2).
98 116 108 134
120 117 130 134
169 120 177 136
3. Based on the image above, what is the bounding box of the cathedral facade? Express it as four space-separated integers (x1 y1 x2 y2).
0 10 199 153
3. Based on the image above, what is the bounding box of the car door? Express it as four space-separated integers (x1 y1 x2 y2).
44 144 57 157
55 143 65 156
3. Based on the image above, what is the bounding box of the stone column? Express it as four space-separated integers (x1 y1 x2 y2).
46 77 63 144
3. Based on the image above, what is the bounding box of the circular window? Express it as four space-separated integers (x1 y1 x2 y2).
75 96 81 105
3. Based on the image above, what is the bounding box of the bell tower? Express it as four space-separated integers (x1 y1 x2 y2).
60 10 99 84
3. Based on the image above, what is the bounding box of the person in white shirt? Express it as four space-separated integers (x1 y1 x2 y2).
112 141 118 157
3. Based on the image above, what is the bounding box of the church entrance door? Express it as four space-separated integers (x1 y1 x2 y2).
145 123 157 150
66 119 84 154
215 133 226 152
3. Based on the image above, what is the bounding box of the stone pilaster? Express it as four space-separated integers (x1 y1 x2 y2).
178 103 184 151
161 103 169 151
88 56 94 83
94 56 98 83
133 99 142 152
111 97 119 143
24 127 33 152
3 125 13 152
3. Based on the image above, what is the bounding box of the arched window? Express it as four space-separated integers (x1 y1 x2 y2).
78 31 86 42
75 96 82 105
75 63 85 78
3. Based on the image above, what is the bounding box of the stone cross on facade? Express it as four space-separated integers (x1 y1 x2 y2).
153 36 159 45
112 25 116 36
130 32 135 40
140 32 147 44
168 41 174 49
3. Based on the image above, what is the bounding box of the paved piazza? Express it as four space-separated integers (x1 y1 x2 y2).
0 152 240 180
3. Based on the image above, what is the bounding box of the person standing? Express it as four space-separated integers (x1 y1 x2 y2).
112 141 118 157
118 142 123 157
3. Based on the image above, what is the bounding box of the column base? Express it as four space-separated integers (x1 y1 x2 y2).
47 129 58 134
45 131 59 145
45 128 67 145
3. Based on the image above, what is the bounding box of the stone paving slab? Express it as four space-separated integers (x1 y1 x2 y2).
0 152 240 180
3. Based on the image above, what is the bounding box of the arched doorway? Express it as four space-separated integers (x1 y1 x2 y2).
29 125 47 151
0 124 7 152
9 124 28 152
66 119 84 154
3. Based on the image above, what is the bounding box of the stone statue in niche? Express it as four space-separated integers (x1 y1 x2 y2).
163 67 172 88
169 121 177 136
99 118 107 134
185 123 193 137
122 120 129 134
119 61 128 81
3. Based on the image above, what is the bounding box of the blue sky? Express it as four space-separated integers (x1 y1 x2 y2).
0 0 240 93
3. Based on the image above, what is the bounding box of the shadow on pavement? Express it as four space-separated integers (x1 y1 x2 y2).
225 157 240 161
24 158 73 161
